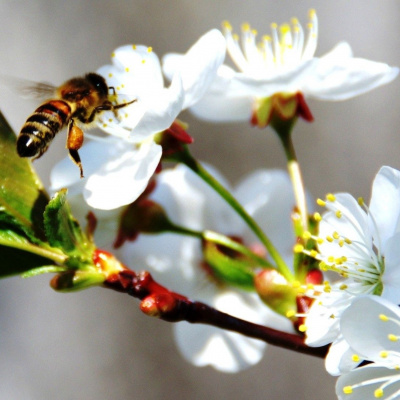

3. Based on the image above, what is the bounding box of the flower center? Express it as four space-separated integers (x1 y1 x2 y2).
296 193 385 296
222 9 318 77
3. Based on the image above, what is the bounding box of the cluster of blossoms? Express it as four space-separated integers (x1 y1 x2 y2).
46 9 400 399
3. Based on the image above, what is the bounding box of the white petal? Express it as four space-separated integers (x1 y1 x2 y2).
174 323 265 372
129 74 184 138
336 365 400 400
173 291 267 372
83 141 162 210
381 232 400 304
318 193 373 261
174 29 226 109
234 169 311 267
50 138 122 194
100 44 164 94
325 336 362 376
189 90 254 122
341 296 400 367
302 43 399 100
369 166 400 244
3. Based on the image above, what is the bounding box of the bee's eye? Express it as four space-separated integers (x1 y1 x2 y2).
85 73 108 96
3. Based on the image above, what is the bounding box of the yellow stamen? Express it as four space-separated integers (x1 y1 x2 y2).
326 193 336 202
388 334 398 342
343 386 353 394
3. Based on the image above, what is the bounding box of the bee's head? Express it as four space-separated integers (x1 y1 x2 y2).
85 73 109 97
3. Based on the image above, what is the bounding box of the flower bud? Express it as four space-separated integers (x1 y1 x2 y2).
254 269 297 316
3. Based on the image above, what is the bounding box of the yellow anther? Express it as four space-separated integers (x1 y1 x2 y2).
303 231 312 240
291 17 299 25
251 29 257 36
351 354 360 362
333 231 340 240
307 22 313 30
308 9 316 19
233 33 239 41
389 334 398 342
111 52 115 58
343 386 353 394
291 280 301 288
222 20 232 31
108 73 113 78
279 24 291 34
108 118 113 122
317 238 324 245
339 240 345 247
271 22 278 29
323 286 331 293
297 287 306 294
313 212 322 221
319 261 328 271
339 284 348 290
379 351 388 358
326 236 333 243
102 123 108 128
345 238 352 245
294 244 304 253
328 256 335 263
317 198 326 207
132 44 137 50
310 250 318 258
326 193 336 202
241 22 250 32
323 280 330 286
335 210 342 218
298 324 307 332
262 35 272 42
374 388 384 398
125 67 130 72
286 310 296 318
307 283 314 290
147 46 153 53
357 197 364 206
141 59 146 64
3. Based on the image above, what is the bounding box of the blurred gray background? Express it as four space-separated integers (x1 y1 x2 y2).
1 1 400 399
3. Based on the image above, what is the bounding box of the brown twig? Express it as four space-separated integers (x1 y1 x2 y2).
104 269 329 359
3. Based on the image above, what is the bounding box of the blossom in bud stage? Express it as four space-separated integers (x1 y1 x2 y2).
163 10 398 127
301 166 400 376
336 296 400 400
120 164 300 372
50 29 226 210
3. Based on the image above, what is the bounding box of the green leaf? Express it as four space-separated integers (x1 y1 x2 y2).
43 189 94 267
203 241 255 291
0 244 57 277
0 112 48 241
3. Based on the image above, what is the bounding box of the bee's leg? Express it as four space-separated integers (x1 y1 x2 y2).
67 119 84 178
84 99 137 122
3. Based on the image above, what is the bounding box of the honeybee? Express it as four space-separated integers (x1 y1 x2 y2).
17 73 135 177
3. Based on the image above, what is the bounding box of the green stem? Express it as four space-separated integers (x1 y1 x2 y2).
273 121 308 234
167 223 274 269
172 148 294 282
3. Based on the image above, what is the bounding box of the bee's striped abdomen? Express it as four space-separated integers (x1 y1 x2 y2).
17 100 71 158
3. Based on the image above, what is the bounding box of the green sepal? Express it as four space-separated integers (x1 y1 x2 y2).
43 189 95 269
203 241 255 291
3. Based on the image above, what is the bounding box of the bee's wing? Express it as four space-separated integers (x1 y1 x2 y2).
0 75 56 100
